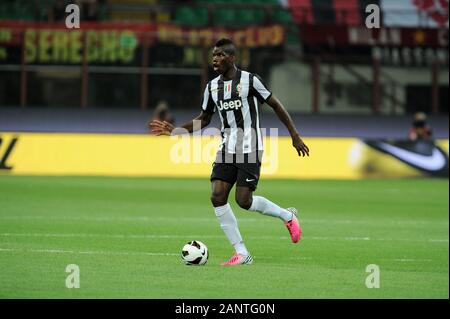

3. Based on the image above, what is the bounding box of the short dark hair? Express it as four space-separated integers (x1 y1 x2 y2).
214 38 236 56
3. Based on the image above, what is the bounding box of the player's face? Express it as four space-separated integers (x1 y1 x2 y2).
212 47 234 74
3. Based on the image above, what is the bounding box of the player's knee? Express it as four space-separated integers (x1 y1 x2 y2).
236 194 252 210
210 191 227 207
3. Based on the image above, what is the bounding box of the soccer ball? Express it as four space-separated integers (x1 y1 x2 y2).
181 240 209 265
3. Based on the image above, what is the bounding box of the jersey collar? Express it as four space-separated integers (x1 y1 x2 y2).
220 68 241 82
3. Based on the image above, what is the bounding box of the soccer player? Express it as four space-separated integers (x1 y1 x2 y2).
149 38 309 266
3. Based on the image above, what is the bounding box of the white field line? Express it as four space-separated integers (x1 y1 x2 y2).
0 215 448 226
0 247 178 257
428 239 449 242
0 233 447 243
0 247 437 263
392 258 434 262
0 233 216 239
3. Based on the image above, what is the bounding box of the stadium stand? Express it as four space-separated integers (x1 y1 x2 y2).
0 0 297 36
174 6 209 27
0 0 447 115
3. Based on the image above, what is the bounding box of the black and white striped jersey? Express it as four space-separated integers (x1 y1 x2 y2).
201 69 272 156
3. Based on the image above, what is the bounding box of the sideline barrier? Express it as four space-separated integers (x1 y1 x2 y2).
0 132 448 179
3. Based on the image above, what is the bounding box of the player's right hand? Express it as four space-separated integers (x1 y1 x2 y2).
148 120 174 136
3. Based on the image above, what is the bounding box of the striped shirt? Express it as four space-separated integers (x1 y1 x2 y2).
201 69 272 160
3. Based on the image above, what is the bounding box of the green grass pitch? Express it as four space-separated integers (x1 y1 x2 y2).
0 176 448 298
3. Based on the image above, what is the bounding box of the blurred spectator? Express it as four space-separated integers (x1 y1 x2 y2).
48 0 67 22
152 100 175 125
80 0 105 21
408 112 433 141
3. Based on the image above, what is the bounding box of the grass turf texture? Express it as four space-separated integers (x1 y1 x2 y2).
0 176 448 298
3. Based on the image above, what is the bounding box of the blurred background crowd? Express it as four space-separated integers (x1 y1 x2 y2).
0 0 448 136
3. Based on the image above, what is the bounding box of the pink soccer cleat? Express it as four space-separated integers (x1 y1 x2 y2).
284 207 302 243
221 253 253 266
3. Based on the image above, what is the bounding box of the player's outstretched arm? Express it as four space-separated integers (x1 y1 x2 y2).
148 111 213 136
266 95 309 157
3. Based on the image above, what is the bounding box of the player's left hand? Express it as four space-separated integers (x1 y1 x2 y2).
148 120 174 136
292 134 309 157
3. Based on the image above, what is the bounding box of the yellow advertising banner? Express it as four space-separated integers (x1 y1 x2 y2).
0 132 448 179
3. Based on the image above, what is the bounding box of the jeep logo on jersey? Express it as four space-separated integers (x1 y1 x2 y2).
218 99 242 111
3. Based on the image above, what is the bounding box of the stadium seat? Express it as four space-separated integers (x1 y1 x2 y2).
107 0 156 4
195 0 228 3
195 8 210 26
107 0 156 22
174 6 209 27
37 0 56 21
6 1 35 21
175 6 197 25
272 9 293 24
235 9 265 26
244 0 278 4
222 0 246 3
214 8 237 26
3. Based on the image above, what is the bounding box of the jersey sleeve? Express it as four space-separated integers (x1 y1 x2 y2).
251 74 272 103
201 82 216 114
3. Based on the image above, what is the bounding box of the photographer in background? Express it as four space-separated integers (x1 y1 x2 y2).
151 100 175 125
408 112 433 141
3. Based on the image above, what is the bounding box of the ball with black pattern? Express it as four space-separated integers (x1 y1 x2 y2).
181 240 209 265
